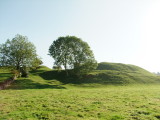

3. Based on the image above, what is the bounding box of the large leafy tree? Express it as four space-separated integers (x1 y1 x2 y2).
49 36 97 74
0 34 41 77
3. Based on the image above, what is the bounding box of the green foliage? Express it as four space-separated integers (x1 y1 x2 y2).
49 36 97 74
31 57 43 70
11 69 21 78
73 59 98 76
0 34 41 77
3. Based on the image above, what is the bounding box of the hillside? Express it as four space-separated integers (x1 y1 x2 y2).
8 66 65 89
1 62 160 90
97 62 151 73
0 67 12 82
84 62 160 84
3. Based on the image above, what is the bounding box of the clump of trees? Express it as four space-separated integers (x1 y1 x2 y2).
49 36 97 75
0 34 97 78
0 34 42 77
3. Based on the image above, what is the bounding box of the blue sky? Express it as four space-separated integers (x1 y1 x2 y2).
1 0 160 72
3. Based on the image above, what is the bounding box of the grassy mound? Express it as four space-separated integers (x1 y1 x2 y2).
2 62 160 90
97 62 150 73
28 63 160 85
84 70 159 84
29 64 160 85
8 66 66 90
83 62 160 84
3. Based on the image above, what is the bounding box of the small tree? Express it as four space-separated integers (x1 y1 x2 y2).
49 36 97 75
0 34 40 77
31 57 43 70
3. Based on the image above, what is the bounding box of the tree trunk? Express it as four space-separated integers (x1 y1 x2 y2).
21 66 28 77
64 64 69 76
16 65 20 71
64 54 69 76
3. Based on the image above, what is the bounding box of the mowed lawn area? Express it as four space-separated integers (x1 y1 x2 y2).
0 85 160 120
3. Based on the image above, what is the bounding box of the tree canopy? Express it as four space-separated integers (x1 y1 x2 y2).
49 36 97 74
0 34 42 77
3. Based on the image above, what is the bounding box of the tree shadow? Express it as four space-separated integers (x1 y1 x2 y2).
39 71 69 84
30 70 47 75
39 70 130 85
0 73 12 82
7 78 66 90
0 73 12 77
39 70 92 84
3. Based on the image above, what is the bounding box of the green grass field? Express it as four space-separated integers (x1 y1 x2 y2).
0 65 160 120
1 85 160 120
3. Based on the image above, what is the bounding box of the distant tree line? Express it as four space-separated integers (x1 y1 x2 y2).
0 34 97 77
153 72 160 76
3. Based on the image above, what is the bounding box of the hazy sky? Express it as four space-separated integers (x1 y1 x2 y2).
1 0 160 72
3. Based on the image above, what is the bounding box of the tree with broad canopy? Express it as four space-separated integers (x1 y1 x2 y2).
49 36 97 75
0 34 42 77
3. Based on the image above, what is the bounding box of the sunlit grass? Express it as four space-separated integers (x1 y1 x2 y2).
0 85 160 120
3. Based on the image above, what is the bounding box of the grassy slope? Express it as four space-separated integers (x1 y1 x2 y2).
8 66 65 90
0 66 160 119
85 62 160 84
25 63 160 85
2 62 160 86
97 62 150 72
0 67 12 82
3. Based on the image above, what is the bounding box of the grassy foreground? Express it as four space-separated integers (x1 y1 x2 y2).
0 85 160 120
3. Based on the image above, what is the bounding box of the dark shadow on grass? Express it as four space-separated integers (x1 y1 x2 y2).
39 70 83 84
39 70 134 85
0 73 12 77
39 70 103 84
30 70 47 75
7 78 66 90
0 73 12 82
